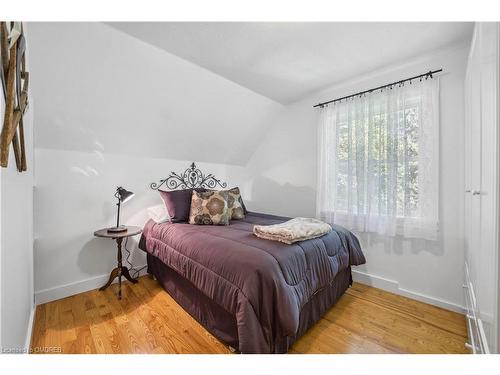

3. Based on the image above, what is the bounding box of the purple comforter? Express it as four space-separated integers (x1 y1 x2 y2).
140 212 365 353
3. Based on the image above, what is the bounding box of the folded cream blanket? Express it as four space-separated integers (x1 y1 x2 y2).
253 217 332 244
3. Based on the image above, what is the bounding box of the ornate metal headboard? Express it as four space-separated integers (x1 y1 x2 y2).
150 162 227 191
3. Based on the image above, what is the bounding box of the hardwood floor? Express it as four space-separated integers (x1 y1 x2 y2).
31 276 469 354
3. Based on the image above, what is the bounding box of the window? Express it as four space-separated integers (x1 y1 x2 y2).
317 78 439 240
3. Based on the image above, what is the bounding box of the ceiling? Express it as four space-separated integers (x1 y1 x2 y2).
29 22 282 165
107 22 473 104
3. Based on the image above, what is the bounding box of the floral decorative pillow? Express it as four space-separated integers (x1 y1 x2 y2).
225 187 246 220
189 190 230 225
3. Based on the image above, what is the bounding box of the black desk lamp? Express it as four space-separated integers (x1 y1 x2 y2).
107 186 135 233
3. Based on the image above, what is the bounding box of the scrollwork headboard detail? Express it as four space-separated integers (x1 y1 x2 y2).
150 162 228 191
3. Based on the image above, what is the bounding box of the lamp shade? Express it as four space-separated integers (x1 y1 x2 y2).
116 187 135 203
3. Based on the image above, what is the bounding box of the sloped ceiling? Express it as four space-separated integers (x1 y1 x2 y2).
28 22 282 165
28 22 472 166
106 22 474 104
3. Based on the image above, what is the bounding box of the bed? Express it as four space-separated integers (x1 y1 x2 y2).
139 163 366 353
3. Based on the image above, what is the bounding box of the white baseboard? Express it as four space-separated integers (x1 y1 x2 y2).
24 305 35 352
35 266 149 305
351 269 400 293
351 269 465 314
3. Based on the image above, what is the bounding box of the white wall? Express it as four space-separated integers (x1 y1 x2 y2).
28 22 274 303
245 44 469 311
0 31 35 350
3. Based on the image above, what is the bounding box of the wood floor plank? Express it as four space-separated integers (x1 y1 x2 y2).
74 327 97 354
43 298 61 354
323 293 467 353
291 317 398 354
30 278 468 354
30 303 46 352
135 277 228 353
346 283 467 337
142 286 224 353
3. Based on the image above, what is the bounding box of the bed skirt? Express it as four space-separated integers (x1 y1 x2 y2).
146 252 352 353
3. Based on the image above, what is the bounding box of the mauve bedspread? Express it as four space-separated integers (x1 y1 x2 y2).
139 212 365 353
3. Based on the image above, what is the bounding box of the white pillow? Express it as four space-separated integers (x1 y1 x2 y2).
147 204 170 223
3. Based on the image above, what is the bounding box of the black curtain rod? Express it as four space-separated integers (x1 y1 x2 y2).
313 69 443 108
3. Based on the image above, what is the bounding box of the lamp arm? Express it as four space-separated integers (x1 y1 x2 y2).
116 199 121 228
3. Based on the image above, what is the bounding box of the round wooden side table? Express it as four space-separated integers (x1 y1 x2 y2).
94 225 142 300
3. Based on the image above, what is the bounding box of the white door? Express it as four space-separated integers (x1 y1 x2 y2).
464 22 499 354
477 22 499 352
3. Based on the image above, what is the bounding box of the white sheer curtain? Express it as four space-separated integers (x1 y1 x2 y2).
317 78 439 240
